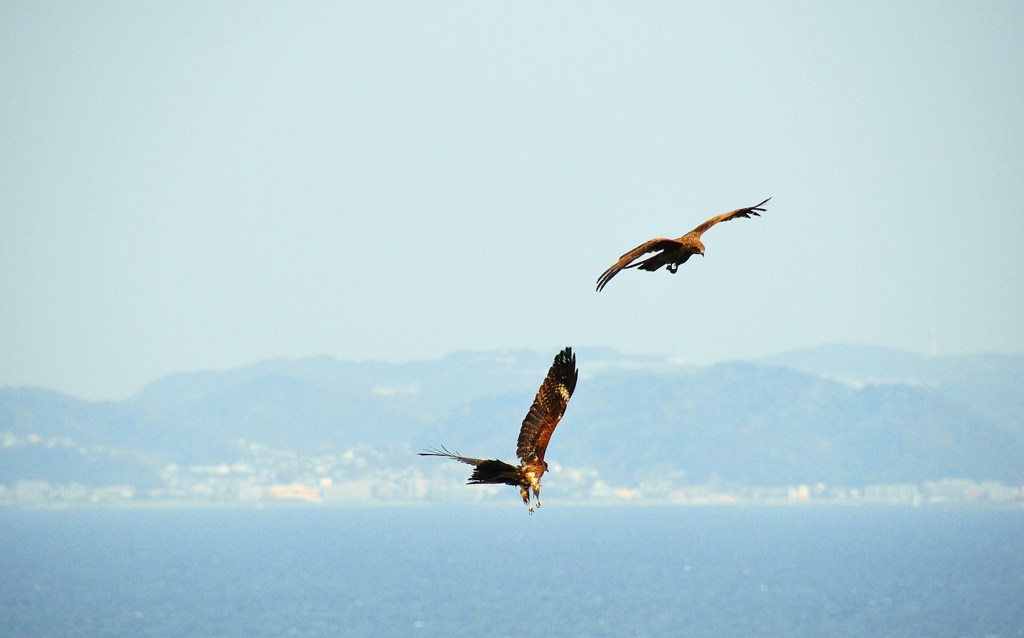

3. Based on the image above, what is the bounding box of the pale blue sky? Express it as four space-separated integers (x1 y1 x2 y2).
2 2 1022 400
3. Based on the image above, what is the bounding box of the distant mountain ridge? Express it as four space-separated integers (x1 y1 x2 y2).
757 343 1024 439
2 345 1022 496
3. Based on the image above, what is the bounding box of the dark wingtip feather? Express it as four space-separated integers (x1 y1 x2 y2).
418 445 458 458
554 346 579 396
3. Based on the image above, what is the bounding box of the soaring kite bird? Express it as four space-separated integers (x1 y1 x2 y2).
419 347 578 513
595 197 770 292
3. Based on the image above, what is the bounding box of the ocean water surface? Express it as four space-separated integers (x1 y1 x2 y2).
1 505 1021 637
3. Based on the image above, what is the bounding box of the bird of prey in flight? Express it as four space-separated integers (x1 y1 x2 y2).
419 347 578 513
595 197 770 292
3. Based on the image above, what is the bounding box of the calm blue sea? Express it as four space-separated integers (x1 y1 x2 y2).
1 506 1021 637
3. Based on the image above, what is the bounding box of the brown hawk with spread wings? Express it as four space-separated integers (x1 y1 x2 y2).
419 347 578 513
596 197 770 291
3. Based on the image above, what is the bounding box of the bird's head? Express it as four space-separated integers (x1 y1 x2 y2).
695 241 706 256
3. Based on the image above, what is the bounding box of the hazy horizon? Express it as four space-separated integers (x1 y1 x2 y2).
1 340 1017 403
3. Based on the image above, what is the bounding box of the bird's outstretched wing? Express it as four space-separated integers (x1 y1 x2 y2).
595 238 679 292
418 446 520 485
516 347 579 464
688 197 771 237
